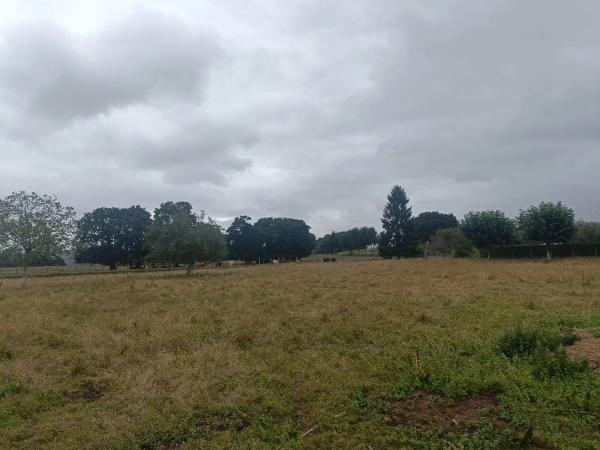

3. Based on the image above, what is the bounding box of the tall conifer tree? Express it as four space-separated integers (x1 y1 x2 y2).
378 185 414 257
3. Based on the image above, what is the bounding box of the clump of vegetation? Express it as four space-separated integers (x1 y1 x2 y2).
497 324 540 358
0 342 14 360
497 324 586 378
0 376 22 400
531 348 588 379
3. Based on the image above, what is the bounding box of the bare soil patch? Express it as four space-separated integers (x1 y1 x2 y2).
566 329 600 371
390 391 499 430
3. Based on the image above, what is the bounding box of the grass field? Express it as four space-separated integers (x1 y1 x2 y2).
1 259 600 449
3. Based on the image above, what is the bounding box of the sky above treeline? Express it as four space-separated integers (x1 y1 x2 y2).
1 0 599 236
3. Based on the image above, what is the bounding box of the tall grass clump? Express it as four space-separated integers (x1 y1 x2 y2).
497 324 587 378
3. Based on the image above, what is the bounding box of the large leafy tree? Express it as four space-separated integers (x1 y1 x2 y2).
378 185 415 257
145 201 227 273
460 210 515 249
410 211 458 243
518 201 575 244
315 227 377 254
254 217 315 261
0 191 76 281
75 206 152 270
226 215 264 262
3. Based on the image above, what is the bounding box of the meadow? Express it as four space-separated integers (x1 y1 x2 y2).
1 259 600 449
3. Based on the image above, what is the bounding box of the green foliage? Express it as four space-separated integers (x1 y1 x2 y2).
497 325 539 359
253 217 315 260
410 211 458 243
460 210 515 249
0 191 76 271
315 227 377 254
227 216 315 262
575 220 600 243
226 215 263 262
559 331 579 346
497 325 588 379
378 185 416 257
518 201 575 244
75 206 152 269
429 228 476 257
531 348 588 379
0 248 65 267
145 202 227 271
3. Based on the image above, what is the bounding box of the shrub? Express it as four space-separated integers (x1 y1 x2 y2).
498 325 588 379
559 331 579 347
497 325 539 359
532 349 588 379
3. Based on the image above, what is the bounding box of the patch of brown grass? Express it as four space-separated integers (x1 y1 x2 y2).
1 258 600 448
566 329 600 370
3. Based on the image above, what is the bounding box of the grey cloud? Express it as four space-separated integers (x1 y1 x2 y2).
0 9 219 125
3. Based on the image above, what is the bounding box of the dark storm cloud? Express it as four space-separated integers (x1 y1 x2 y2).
1 0 599 235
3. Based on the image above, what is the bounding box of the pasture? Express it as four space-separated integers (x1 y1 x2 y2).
1 259 600 449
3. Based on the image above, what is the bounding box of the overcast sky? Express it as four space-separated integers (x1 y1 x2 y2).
1 1 599 236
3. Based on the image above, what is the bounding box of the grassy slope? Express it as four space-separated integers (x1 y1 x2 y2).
1 259 600 449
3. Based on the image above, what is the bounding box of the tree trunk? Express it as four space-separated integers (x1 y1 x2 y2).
21 262 29 287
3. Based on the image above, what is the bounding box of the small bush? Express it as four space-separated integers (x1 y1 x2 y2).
532 349 588 379
497 325 538 359
498 325 589 379
559 331 579 346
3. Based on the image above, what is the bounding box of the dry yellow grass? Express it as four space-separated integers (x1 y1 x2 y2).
1 259 600 448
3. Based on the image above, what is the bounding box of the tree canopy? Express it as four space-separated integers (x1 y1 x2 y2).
575 220 600 243
75 206 152 269
518 202 575 244
254 217 315 261
410 211 458 243
145 202 227 273
0 191 76 277
460 210 515 249
378 186 415 257
429 228 476 257
315 227 377 254
226 215 264 262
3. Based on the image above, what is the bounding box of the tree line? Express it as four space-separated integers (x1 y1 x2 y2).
376 185 597 258
1 187 600 278
0 191 316 277
314 227 378 254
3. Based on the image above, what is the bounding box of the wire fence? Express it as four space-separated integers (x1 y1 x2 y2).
0 264 209 278
0 264 113 275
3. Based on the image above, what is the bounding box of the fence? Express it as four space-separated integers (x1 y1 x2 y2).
0 264 112 275
337 248 379 257
482 243 600 259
